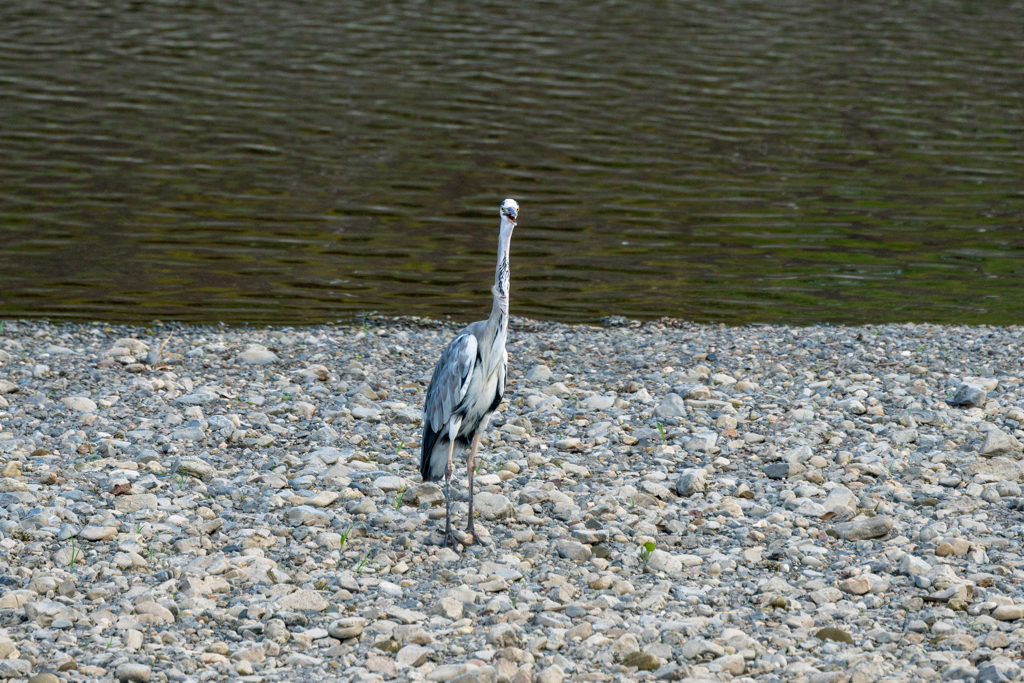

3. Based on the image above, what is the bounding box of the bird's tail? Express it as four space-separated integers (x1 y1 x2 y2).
420 425 467 482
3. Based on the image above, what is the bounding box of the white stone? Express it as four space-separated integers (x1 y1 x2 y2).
237 345 278 364
582 395 615 410
62 396 97 412
823 486 857 514
655 393 687 418
645 549 681 574
899 555 931 576
676 468 708 496
474 492 513 520
686 432 717 452
981 427 1022 457
526 365 552 382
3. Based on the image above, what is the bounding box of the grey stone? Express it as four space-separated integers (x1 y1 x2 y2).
991 605 1024 621
764 462 805 479
177 458 215 480
978 657 1020 683
834 516 894 541
686 432 717 452
980 427 1022 457
967 457 1024 483
170 426 205 441
312 425 340 442
405 482 444 506
645 549 682 574
655 394 687 418
486 623 520 648
80 525 117 542
949 382 987 407
571 527 609 544
823 486 857 514
276 589 329 612
328 617 366 639
396 644 430 668
582 395 615 410
173 391 219 405
838 399 866 414
681 637 724 660
115 662 152 682
286 505 331 526
526 364 552 382
0 660 32 678
474 492 513 520
114 494 157 513
238 345 278 364
898 555 931 576
535 665 566 683
429 597 463 620
676 468 708 496
62 396 97 412
555 540 591 562
891 428 917 445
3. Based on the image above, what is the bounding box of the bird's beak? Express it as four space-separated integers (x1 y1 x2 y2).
505 209 518 223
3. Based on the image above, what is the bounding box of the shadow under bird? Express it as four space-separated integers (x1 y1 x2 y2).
420 198 519 549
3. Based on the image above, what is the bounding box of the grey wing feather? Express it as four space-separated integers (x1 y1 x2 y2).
424 332 478 433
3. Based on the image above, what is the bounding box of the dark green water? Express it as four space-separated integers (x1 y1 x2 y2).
1 0 1022 325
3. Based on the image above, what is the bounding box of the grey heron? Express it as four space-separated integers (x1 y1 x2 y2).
420 198 519 549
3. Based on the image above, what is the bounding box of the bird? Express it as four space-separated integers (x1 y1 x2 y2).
420 198 518 549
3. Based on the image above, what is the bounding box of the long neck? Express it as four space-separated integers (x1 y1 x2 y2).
490 221 513 317
485 220 514 360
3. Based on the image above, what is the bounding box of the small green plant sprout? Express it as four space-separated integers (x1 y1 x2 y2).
476 459 485 475
355 550 372 573
640 541 656 564
105 635 113 650
177 470 187 490
67 537 80 567
392 487 406 511
396 440 405 455
656 422 666 444
339 522 364 549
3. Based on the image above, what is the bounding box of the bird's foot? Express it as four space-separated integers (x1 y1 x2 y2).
442 519 458 550
465 523 491 547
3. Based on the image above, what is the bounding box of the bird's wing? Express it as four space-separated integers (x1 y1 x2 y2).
424 332 478 434
497 348 507 399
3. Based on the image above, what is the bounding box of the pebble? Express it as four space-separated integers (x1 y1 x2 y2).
980 426 1023 456
115 662 151 682
0 318 1021 683
833 516 894 541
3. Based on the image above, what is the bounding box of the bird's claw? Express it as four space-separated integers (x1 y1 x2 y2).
465 524 491 547
442 519 458 551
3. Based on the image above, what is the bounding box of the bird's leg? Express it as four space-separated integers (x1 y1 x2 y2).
465 431 486 545
443 439 456 550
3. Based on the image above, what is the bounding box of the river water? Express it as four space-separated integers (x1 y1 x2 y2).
1 0 1022 325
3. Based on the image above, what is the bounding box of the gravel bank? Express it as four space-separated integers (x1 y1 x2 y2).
0 317 1023 683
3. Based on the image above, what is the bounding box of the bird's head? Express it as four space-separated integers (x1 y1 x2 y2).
500 198 519 226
